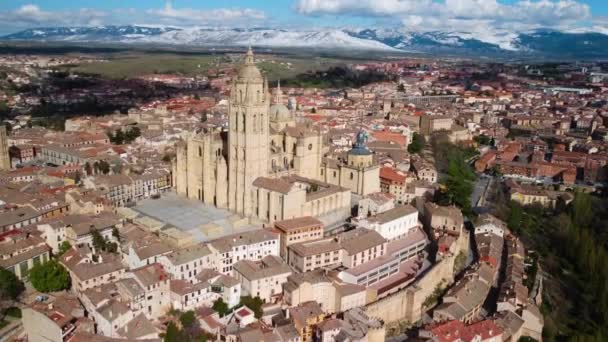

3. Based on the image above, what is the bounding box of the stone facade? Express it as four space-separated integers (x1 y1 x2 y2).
0 126 10 170
174 49 379 224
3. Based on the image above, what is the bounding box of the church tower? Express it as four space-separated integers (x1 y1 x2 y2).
228 48 270 216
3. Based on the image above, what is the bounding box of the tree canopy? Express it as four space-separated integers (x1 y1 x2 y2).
212 298 229 317
57 241 72 256
407 132 424 154
29 260 70 293
493 190 608 340
0 268 24 301
239 296 264 319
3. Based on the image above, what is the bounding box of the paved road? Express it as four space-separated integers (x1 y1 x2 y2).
471 175 491 208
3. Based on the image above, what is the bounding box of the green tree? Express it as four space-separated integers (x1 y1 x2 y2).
164 321 182 342
0 101 10 118
84 162 93 176
571 191 592 228
212 298 229 317
91 229 106 252
112 227 121 242
125 126 141 143
0 269 24 301
407 133 424 154
507 202 523 233
0 268 24 321
179 310 196 328
239 296 264 319
29 260 70 292
57 241 72 256
113 129 125 145
97 160 111 175
443 148 476 216
473 135 491 145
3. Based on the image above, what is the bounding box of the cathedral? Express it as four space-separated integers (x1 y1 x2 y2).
174 49 379 225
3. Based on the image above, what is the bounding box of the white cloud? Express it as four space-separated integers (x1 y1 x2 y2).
295 0 591 31
147 1 266 25
0 4 107 27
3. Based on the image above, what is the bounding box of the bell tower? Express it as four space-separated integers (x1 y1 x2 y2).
227 48 270 216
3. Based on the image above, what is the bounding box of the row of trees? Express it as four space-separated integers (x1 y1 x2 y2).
107 126 141 145
407 132 424 154
84 160 111 175
164 310 209 342
497 192 608 341
211 295 264 319
91 228 120 254
432 136 477 217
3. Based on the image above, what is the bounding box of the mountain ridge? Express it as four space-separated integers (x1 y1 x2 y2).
3 25 608 58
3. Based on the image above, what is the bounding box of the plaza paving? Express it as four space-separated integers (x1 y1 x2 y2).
132 192 257 242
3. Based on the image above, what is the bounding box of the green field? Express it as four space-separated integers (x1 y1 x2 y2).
64 54 220 79
60 52 361 81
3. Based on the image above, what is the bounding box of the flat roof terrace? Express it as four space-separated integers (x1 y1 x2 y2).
131 192 257 242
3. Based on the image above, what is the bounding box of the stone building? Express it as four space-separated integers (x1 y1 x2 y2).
0 125 10 170
174 49 378 225
319 130 381 196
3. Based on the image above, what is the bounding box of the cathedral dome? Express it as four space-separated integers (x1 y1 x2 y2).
237 47 263 81
237 65 263 81
270 104 292 121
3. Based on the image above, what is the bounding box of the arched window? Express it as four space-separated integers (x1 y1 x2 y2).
320 169 324 176
257 90 260 103
260 114 264 133
241 113 246 132
198 146 202 157
272 159 277 169
350 172 354 180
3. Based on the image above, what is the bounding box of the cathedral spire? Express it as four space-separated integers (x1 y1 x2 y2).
273 79 284 104
245 47 255 65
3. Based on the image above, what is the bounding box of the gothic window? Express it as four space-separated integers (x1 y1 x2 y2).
350 172 354 180
198 146 202 157
293 143 296 153
308 144 313 150
241 113 246 132
257 90 260 103
261 114 264 133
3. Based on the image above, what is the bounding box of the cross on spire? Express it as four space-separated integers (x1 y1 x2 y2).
245 46 255 65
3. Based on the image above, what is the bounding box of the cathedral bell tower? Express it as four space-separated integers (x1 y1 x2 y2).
228 48 270 216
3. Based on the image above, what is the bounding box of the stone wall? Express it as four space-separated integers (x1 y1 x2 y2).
364 252 456 324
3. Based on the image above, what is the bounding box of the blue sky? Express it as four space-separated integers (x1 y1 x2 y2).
0 0 607 35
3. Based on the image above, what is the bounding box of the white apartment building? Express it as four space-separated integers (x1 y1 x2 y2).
232 255 292 303
356 205 420 241
209 229 280 274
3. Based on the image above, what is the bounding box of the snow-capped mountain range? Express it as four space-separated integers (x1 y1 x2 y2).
4 25 608 58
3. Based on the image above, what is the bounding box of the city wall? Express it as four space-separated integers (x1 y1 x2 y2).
365 254 455 324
